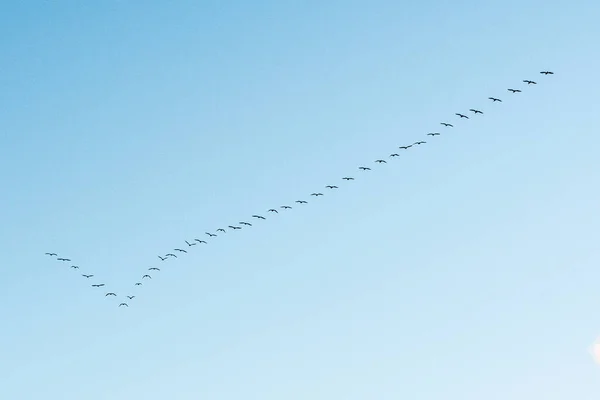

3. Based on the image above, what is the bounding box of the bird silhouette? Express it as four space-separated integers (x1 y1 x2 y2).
195 239 207 244
105 292 116 296
174 248 187 253
92 284 105 287
206 232 217 237
45 252 57 256
440 123 453 127
70 265 79 269
268 209 279 213
252 215 266 220
185 240 197 247
281 205 292 209
375 160 386 164
326 185 339 188
523 80 537 84
119 303 128 307
217 228 226 233
228 225 242 229
359 166 371 170
311 193 323 196
295 200 308 204
342 177 354 180
390 153 399 157
469 109 483 114
455 113 469 119
149 267 160 271
427 132 440 136
127 296 135 299
399 145 412 149
158 255 167 261
142 275 151 279
165 253 177 258
508 88 521 93
540 71 554 75
135 282 142 286
82 274 94 278
239 222 252 226
57 258 71 261
413 141 426 145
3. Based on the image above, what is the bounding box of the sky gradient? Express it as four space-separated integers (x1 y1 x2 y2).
1 1 599 399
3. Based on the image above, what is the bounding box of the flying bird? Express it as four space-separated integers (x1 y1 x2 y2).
295 200 308 204
342 177 354 180
252 215 266 219
455 113 469 119
45 252 57 256
311 193 323 196
508 88 521 93
228 225 242 229
281 205 292 209
268 209 278 213
469 109 483 114
82 274 93 278
399 145 412 150
326 185 339 188
239 222 252 226
413 141 426 145
135 282 142 286
217 228 226 233
206 232 217 237
440 123 453 127
92 284 105 287
523 80 537 84
119 303 128 307
174 248 187 253
149 267 160 271
540 71 554 75
70 265 79 269
142 275 151 279
195 239 207 244
390 153 399 157
158 255 167 261
57 258 71 261
375 160 386 164
165 253 177 258
127 296 135 299
185 240 197 247
359 166 371 170
105 292 116 297
488 97 502 102
427 132 440 136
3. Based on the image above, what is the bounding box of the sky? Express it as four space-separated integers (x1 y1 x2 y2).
1 0 599 399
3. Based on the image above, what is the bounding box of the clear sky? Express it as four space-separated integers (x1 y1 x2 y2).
1 1 599 399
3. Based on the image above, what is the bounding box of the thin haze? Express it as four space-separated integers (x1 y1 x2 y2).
1 1 599 399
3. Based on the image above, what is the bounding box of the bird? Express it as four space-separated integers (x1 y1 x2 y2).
149 267 160 271
455 113 469 119
206 232 217 237
45 252 57 256
70 265 79 269
469 109 483 114
82 274 93 278
228 225 242 229
92 284 105 287
142 275 151 279
508 88 521 93
326 185 339 188
390 153 399 157
174 248 187 253
281 205 292 209
158 255 167 261
427 132 440 136
523 80 537 84
342 177 354 180
413 141 426 145
311 193 323 196
165 253 177 258
268 209 278 213
240 222 252 226
185 240 197 247
105 292 116 296
217 228 226 233
375 160 386 164
252 215 266 220
359 166 371 170
127 296 135 299
119 303 128 307
195 239 207 244
295 200 308 204
399 145 412 150
57 258 71 261
540 71 554 75
440 123 453 127
488 97 502 102
135 282 142 286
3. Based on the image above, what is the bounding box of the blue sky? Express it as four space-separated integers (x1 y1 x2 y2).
1 0 599 399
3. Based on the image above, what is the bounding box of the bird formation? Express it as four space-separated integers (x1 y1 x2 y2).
45 71 554 307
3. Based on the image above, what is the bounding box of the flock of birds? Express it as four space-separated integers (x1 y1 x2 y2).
45 70 555 307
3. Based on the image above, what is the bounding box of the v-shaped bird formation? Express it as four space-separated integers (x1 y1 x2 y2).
45 70 554 307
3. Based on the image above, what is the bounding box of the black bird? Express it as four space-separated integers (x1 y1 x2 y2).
469 109 483 114
174 248 187 253
165 253 177 258
158 255 167 261
508 88 521 93
455 113 469 119
119 303 128 307
127 296 135 299
390 153 399 157
296 200 308 204
82 274 93 278
142 274 151 279
342 177 354 180
252 215 266 220
375 160 386 164
149 267 160 271
427 132 440 136
45 252 57 256
195 239 207 244
268 209 279 213
92 284 105 287
57 258 71 261
281 205 292 209
326 185 339 188
311 193 323 196
105 292 116 296
70 265 79 269
540 71 554 75
240 221 252 226
185 240 197 247
359 166 371 170
135 282 142 286
523 80 537 84
413 141 426 145
399 145 412 150
228 225 242 229
206 232 217 237
488 97 502 102
441 123 453 127
217 228 226 233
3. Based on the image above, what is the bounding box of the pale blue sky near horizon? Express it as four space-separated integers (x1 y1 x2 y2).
1 1 599 399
